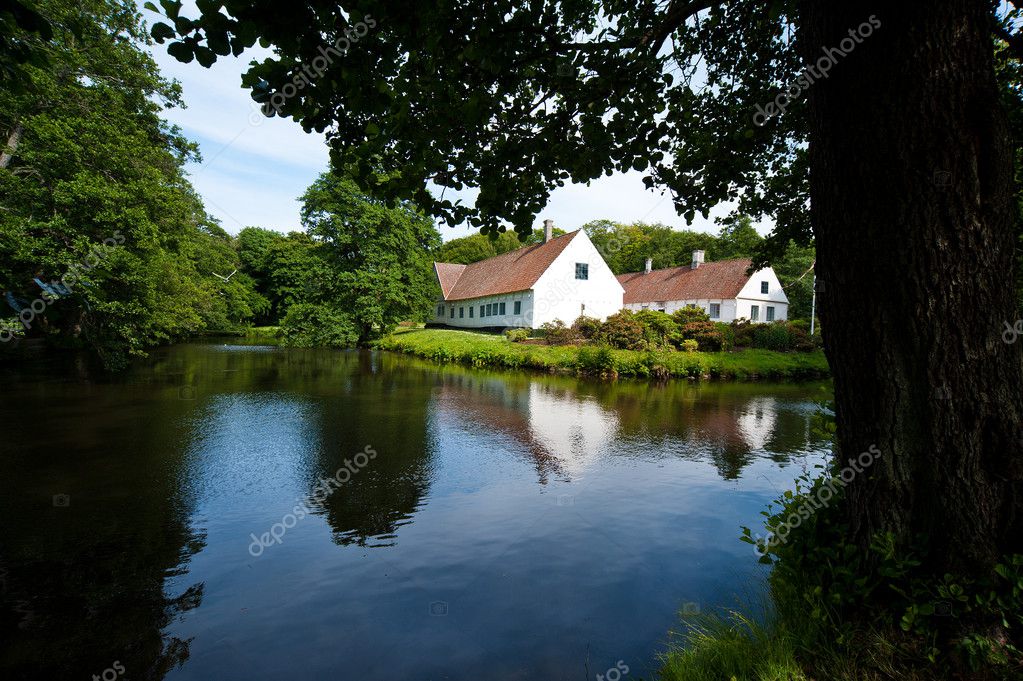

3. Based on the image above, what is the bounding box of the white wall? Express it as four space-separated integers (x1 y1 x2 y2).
530 231 624 327
734 267 789 322
431 290 534 328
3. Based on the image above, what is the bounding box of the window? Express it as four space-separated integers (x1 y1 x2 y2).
449 307 455 319
486 303 492 316
710 303 721 319
575 263 589 280
469 306 474 318
656 302 666 313
750 305 760 321
514 301 521 315
459 307 464 318
480 305 485 318
437 304 444 316
761 281 769 294
766 306 775 322
499 302 506 315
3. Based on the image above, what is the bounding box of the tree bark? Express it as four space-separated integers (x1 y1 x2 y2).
0 122 23 169
802 0 1023 575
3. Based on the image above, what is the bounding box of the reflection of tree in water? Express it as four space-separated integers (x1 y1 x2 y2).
0 360 206 680
310 351 437 547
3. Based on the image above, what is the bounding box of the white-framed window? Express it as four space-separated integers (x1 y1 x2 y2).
437 304 444 316
469 306 474 318
750 305 760 321
514 301 521 314
499 302 506 315
479 305 484 317
761 281 769 294
449 307 455 319
710 303 721 319
459 307 464 318
575 263 589 280
766 306 775 321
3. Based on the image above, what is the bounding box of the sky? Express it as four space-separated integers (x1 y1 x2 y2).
142 11 733 242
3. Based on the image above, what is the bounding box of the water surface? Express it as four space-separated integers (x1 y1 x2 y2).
0 342 831 680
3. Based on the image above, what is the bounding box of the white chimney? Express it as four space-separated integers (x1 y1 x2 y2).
691 250 705 269
644 257 653 274
543 219 554 243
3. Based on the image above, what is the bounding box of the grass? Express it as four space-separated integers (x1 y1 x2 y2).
376 327 830 381
659 609 808 681
244 326 281 338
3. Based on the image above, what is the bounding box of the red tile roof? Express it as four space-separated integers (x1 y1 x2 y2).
617 259 754 304
435 231 581 301
434 262 466 298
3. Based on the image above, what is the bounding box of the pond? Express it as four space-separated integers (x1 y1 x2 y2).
0 341 831 680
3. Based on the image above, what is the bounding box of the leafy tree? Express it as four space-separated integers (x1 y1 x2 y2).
154 0 1023 644
0 0 259 365
715 215 764 259
299 172 441 342
436 227 565 264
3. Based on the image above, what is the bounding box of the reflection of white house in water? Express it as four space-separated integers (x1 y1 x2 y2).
526 384 619 476
735 397 779 452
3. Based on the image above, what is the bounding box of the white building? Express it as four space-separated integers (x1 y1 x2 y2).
431 223 624 329
617 251 789 322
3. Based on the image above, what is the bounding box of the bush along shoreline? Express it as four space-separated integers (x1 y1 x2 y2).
378 309 829 382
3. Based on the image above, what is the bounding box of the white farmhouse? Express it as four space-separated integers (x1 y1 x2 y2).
618 251 789 322
431 222 624 329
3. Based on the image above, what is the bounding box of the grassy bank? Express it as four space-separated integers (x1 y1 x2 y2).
377 328 830 380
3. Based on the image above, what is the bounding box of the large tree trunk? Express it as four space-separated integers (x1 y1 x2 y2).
802 0 1023 575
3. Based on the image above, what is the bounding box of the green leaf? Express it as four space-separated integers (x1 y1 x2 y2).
166 41 194 63
151 22 175 42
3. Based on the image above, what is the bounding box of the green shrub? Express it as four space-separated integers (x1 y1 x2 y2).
679 321 725 351
279 303 359 347
681 338 699 353
744 456 1023 678
730 319 755 348
539 319 578 345
505 328 529 342
634 309 679 348
571 315 602 339
752 321 793 350
576 344 617 376
597 310 646 349
673 304 711 325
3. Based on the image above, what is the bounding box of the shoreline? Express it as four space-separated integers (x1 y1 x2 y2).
376 328 830 382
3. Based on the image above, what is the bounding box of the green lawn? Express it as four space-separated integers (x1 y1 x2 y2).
377 327 830 381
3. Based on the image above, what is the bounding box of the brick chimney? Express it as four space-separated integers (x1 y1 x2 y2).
543 219 554 243
645 257 653 274
691 250 705 270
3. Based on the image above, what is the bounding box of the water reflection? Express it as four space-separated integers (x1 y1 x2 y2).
0 343 831 681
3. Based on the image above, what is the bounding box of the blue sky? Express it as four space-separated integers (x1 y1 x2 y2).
143 12 733 242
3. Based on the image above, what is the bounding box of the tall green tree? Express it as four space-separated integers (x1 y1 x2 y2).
0 0 258 365
299 172 441 342
156 0 1022 617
